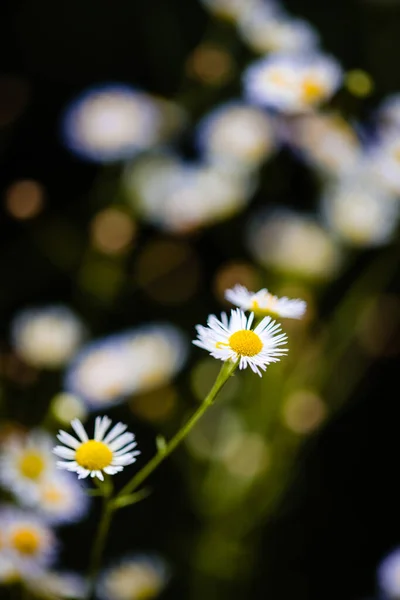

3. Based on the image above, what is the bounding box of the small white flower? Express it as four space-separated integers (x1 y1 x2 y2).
0 430 56 501
32 472 90 525
27 570 88 599
239 8 319 56
0 507 58 574
193 308 288 376
11 305 85 369
197 102 276 171
53 417 140 481
225 285 306 319
244 52 342 113
61 84 162 163
97 555 168 600
377 547 400 599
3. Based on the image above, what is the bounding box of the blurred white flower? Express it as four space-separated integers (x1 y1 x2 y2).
321 171 400 247
32 472 90 525
197 102 276 171
243 52 342 113
367 130 400 196
283 112 360 176
124 154 254 233
199 0 263 22
64 325 188 409
53 416 140 481
27 570 88 599
11 305 85 369
377 93 400 129
377 547 400 599
239 7 319 55
225 285 306 319
193 308 287 376
97 555 168 600
0 430 56 501
246 207 342 280
0 507 57 574
50 393 88 425
61 84 162 163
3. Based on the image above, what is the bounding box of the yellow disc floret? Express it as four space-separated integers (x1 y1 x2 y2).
229 330 263 357
19 452 46 480
302 77 325 103
75 440 113 470
11 528 40 555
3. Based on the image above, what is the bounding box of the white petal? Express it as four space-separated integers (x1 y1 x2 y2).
113 442 137 456
57 431 80 449
53 446 76 459
103 422 127 444
71 419 88 442
109 432 134 451
94 416 112 441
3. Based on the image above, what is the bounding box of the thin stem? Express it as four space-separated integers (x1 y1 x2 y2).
86 480 114 600
115 360 238 502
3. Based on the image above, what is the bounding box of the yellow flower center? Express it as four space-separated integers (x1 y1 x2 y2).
11 528 40 555
251 294 278 315
19 452 46 480
302 77 325 102
229 330 263 357
75 440 113 471
42 485 63 505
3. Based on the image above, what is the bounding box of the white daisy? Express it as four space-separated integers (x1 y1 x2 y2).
0 507 58 573
53 417 140 481
32 472 90 525
27 570 88 599
97 554 168 600
193 309 288 376
0 430 56 501
225 285 306 319
243 52 342 113
11 305 85 369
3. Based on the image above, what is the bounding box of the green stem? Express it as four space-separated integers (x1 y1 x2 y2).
86 480 114 600
115 360 238 502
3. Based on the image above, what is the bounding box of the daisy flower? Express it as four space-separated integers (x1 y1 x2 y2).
97 554 168 600
27 570 88 599
243 52 342 113
0 507 58 574
53 416 140 481
225 285 306 319
0 430 56 501
193 309 288 376
32 472 90 525
11 305 85 369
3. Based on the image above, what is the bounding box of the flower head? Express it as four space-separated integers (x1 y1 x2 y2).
0 507 58 574
53 417 140 481
225 285 306 319
0 430 56 501
193 309 287 376
11 305 85 369
33 472 90 525
243 52 342 113
97 554 168 600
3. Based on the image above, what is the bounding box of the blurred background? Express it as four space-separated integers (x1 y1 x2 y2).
0 0 400 598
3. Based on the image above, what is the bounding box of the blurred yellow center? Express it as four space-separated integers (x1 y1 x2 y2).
11 528 40 555
42 486 62 504
19 452 45 480
251 294 277 314
229 330 262 357
302 77 325 102
75 440 112 470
